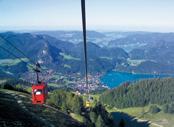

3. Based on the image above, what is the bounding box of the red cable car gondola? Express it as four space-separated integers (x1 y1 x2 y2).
32 82 48 104
32 63 48 105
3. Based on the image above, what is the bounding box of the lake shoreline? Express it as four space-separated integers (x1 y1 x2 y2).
100 71 174 88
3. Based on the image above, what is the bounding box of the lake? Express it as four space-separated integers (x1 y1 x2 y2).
100 71 173 88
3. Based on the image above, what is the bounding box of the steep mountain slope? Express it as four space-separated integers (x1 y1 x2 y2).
0 89 84 127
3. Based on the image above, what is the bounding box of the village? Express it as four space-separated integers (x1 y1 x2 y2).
22 69 109 93
67 73 109 93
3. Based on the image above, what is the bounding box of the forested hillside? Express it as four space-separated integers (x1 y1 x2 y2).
48 89 114 127
100 78 174 108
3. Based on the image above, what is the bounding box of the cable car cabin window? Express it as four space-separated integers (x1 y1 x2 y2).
34 89 42 95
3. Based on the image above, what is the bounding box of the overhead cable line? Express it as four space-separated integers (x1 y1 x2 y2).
0 36 36 65
0 45 35 70
81 0 89 92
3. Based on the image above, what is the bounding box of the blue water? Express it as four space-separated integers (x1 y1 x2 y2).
100 71 174 88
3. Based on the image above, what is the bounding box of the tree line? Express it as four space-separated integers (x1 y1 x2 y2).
100 78 174 109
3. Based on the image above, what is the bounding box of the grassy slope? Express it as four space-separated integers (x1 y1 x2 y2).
60 52 80 61
107 105 174 127
99 56 113 60
0 58 28 66
70 113 84 123
0 89 84 127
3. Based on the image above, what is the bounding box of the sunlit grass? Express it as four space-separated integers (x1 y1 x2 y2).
107 105 174 127
0 79 7 84
100 56 113 60
48 83 60 87
127 58 146 66
70 113 84 123
0 58 28 66
60 52 80 61
64 64 71 68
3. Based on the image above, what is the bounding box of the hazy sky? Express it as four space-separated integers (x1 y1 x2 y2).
0 0 174 32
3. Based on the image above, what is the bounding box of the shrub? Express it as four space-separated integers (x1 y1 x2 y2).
162 103 174 114
149 105 160 114
47 90 83 114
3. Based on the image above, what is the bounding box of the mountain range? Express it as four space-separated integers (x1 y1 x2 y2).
0 32 128 78
1 31 174 79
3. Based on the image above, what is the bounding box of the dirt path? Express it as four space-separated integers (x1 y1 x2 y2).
134 117 163 127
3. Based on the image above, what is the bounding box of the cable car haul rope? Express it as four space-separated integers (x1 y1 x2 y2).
81 0 88 89
81 0 93 108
